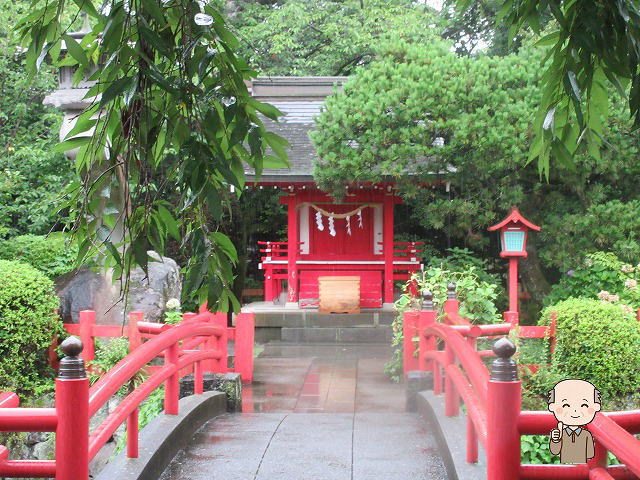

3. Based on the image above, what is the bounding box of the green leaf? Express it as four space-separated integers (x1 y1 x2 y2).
62 34 89 67
157 205 180 241
211 232 237 263
53 136 92 153
100 76 136 108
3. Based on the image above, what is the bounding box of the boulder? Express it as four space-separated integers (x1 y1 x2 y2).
56 252 182 325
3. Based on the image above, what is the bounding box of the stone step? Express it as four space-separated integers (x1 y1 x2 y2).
280 326 392 344
254 312 395 328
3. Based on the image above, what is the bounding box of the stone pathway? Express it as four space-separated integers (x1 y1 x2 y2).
160 344 448 480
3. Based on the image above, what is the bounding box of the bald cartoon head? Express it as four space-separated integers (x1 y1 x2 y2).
548 379 601 427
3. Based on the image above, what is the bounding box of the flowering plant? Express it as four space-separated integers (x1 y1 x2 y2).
545 252 640 311
164 298 182 324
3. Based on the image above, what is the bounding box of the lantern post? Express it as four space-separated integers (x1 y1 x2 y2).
488 207 541 325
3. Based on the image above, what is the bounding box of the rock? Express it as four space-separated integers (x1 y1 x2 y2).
32 434 55 460
26 432 49 445
180 373 242 412
55 251 182 325
123 251 182 324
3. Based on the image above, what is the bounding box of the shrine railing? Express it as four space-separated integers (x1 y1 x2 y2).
258 241 302 262
405 288 640 480
0 309 245 479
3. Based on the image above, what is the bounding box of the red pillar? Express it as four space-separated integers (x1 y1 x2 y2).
210 312 228 374
126 408 139 458
444 344 459 416
383 193 395 304
128 311 143 353
235 313 255 383
418 292 437 372
403 311 420 376
486 338 521 480
55 337 89 480
164 343 179 415
508 257 519 314
287 197 299 305
78 310 95 364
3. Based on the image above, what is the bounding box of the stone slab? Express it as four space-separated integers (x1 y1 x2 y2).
95 391 227 480
280 326 391 344
416 390 487 480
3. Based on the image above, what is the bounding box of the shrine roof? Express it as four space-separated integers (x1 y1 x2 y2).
245 77 347 183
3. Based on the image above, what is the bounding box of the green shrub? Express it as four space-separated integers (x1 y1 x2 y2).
385 259 502 381
540 298 640 398
0 260 63 395
544 251 640 309
0 234 76 279
88 338 147 396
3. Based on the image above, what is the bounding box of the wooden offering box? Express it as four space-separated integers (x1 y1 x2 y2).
318 276 361 314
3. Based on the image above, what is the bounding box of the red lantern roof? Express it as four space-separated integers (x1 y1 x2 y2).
488 207 541 232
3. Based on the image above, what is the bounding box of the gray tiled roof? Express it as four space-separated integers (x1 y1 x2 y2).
245 100 324 183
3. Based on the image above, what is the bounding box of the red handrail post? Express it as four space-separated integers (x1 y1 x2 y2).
444 283 460 324
55 337 89 480
444 344 459 416
194 361 204 394
403 310 420 376
503 310 519 325
418 291 436 372
587 439 608 471
235 313 255 383
486 338 521 480
164 343 179 414
78 310 96 363
128 311 143 352
210 313 228 374
126 408 139 458
466 416 478 463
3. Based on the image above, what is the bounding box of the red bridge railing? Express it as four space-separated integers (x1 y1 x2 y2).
51 306 254 383
0 309 254 479
405 288 640 480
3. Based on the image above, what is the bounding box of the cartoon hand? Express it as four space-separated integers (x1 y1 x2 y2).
551 422 563 442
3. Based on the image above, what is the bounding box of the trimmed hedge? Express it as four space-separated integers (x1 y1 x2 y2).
0 260 63 395
540 298 640 399
0 234 76 279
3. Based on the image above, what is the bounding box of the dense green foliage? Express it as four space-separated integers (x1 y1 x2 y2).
0 2 73 238
230 0 439 76
312 40 640 306
88 337 148 396
0 234 76 278
540 298 640 399
19 0 289 311
495 0 640 177
385 251 502 381
545 251 640 308
0 260 62 396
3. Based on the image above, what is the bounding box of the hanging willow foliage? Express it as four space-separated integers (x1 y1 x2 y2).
16 0 289 312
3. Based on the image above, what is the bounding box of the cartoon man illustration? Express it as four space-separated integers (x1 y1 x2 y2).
547 379 601 463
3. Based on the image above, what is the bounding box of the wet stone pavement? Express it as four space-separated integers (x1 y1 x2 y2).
160 344 448 480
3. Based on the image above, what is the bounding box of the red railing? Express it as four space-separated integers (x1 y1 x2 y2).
52 307 254 383
258 241 302 261
405 289 640 480
0 309 255 479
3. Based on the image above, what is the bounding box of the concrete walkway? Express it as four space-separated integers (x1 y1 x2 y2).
160 345 448 480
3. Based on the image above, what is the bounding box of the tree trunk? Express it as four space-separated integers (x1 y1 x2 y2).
519 241 550 313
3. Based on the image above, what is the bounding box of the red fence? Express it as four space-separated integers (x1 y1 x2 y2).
51 307 254 383
405 289 640 480
0 309 255 479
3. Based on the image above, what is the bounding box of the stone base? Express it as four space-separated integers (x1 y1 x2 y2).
179 373 242 412
406 370 433 412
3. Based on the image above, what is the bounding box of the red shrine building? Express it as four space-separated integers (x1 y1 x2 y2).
246 78 423 310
